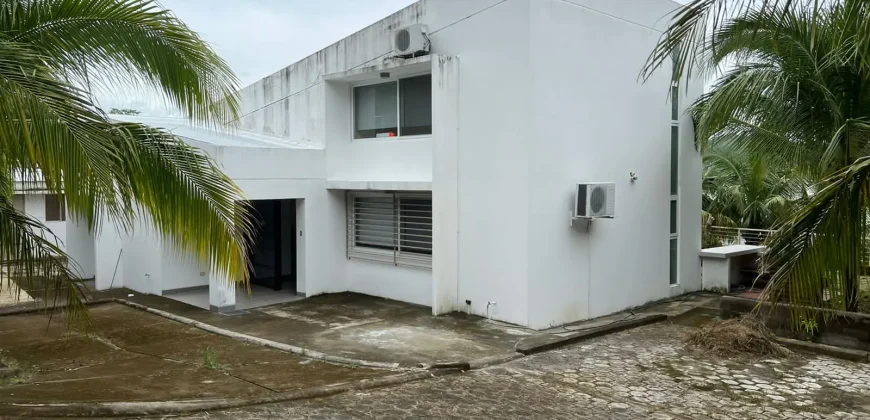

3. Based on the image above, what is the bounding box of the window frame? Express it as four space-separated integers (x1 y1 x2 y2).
346 191 432 269
350 72 432 141
669 81 680 286
45 194 66 222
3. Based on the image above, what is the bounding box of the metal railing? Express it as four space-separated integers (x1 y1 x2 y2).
705 226 773 246
705 225 870 265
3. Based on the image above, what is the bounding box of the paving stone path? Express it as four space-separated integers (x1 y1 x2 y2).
173 322 870 419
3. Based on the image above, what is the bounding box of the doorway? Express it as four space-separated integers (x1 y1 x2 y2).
248 199 297 292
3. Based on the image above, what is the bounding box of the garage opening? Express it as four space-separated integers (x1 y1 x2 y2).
248 198 297 292
163 198 302 311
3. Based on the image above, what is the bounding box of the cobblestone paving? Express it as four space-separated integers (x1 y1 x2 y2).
173 323 870 419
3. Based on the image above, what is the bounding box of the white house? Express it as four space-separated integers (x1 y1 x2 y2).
47 0 703 329
12 178 96 281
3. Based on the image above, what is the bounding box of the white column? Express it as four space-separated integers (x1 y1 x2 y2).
431 55 461 315
209 268 236 312
66 217 96 280
94 214 124 290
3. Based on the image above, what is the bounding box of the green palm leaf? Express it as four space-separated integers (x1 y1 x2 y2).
0 0 253 326
649 0 870 320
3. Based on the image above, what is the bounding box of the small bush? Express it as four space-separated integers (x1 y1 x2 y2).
686 315 793 358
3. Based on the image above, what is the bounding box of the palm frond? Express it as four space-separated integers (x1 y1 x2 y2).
0 0 252 325
0 0 240 126
762 157 870 323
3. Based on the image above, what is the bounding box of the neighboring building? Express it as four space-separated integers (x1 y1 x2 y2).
57 0 702 329
12 178 95 280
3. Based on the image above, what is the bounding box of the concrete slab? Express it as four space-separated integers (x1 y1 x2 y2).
114 291 722 368
2 367 267 403
0 280 32 307
0 303 393 409
224 359 386 392
98 320 206 348
155 292 533 366
0 334 123 373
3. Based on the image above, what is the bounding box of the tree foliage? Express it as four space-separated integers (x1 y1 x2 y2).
646 0 870 318
702 142 807 230
0 0 254 326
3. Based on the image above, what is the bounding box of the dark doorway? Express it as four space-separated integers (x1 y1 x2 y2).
247 199 297 292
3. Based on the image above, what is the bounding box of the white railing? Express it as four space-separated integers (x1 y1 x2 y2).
705 226 773 246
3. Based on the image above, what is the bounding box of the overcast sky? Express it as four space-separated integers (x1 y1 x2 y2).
101 0 686 116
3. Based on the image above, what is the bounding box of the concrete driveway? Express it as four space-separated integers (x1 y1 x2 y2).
125 292 534 367
0 303 390 406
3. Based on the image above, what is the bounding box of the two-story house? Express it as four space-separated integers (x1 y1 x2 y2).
80 0 703 329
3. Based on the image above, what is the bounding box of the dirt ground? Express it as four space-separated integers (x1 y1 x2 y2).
0 303 391 404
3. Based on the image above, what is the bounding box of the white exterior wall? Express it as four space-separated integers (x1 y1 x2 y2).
95 0 701 327
523 0 699 328
121 218 164 295
161 244 209 291
22 194 67 251
65 217 95 279
94 215 124 290
430 0 534 325
228 0 700 327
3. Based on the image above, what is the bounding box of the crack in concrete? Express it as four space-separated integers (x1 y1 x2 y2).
82 331 282 395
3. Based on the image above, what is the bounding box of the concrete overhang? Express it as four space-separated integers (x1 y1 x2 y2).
326 180 432 191
324 55 433 83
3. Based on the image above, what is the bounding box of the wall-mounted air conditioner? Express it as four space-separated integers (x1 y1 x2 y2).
392 24 430 58
574 182 616 218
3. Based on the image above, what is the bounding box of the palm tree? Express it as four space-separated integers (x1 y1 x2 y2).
644 0 870 318
702 142 806 234
0 0 254 326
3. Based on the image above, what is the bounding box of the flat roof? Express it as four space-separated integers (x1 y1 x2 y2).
110 115 319 149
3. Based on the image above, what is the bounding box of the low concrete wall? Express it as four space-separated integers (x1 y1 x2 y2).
720 296 870 352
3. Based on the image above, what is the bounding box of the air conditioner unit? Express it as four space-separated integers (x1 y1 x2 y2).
392 24 430 58
574 183 616 218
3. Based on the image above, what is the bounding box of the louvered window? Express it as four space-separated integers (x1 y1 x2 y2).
347 191 432 269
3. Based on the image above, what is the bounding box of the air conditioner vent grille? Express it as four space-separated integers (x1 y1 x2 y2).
590 186 606 215
395 29 411 52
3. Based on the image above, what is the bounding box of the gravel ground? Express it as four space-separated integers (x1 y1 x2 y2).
165 322 870 420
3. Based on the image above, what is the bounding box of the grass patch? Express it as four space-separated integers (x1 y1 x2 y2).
202 347 222 370
686 315 793 358
0 352 32 386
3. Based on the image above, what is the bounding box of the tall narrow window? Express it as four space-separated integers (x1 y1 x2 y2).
669 79 679 285
400 74 432 136
45 194 65 222
12 194 24 211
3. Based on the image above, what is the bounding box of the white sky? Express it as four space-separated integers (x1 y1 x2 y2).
99 0 687 116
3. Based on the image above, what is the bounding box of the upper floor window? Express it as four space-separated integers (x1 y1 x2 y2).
353 74 431 139
45 194 65 222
